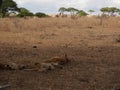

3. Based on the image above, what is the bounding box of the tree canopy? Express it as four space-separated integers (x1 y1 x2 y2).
66 7 78 16
77 10 88 16
0 0 18 17
35 12 48 18
17 7 34 17
100 7 120 16
58 7 66 15
88 10 94 14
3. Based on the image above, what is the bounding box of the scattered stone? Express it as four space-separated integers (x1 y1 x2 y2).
33 46 37 48
87 26 93 29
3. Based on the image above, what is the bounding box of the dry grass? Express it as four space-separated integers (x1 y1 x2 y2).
0 17 120 90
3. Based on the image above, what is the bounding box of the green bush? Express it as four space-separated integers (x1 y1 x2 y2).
17 12 34 17
77 10 88 16
35 12 48 18
17 8 34 17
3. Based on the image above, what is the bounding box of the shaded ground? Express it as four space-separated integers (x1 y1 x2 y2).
0 18 120 90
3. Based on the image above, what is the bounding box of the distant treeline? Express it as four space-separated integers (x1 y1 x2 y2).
0 0 120 18
0 0 48 18
58 7 120 17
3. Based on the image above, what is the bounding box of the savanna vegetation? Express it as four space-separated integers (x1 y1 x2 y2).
0 0 120 18
0 0 120 90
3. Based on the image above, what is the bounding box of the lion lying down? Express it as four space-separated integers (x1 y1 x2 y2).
0 54 70 72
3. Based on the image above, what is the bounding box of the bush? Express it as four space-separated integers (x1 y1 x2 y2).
35 12 48 18
77 10 88 17
17 8 34 17
17 12 34 17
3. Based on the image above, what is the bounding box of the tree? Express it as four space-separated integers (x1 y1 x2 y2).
100 7 109 14
115 8 120 15
17 8 34 17
108 7 118 16
100 7 119 16
35 12 48 18
66 7 78 16
0 0 18 17
77 10 88 16
88 10 94 15
58 7 66 16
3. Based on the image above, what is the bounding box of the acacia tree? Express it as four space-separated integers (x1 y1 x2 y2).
99 7 109 25
88 10 94 15
66 7 78 16
100 7 109 14
108 7 118 16
117 9 120 15
100 7 119 16
17 8 34 17
58 7 66 16
0 0 18 17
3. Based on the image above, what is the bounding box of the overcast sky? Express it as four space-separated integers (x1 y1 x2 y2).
13 0 120 14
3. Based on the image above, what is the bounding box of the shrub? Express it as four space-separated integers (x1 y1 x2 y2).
35 12 49 18
77 10 88 17
17 8 34 17
17 12 34 17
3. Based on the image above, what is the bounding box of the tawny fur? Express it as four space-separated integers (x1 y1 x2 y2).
0 62 25 70
0 62 19 70
28 54 69 72
0 54 69 72
44 54 69 65
0 63 7 69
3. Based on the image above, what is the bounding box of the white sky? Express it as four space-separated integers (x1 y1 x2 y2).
13 0 120 14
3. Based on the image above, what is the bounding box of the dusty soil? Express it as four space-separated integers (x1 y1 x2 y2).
0 17 120 90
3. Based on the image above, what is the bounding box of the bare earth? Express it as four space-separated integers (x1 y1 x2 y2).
0 17 120 90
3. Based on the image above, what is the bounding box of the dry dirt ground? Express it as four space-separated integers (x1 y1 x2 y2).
0 17 120 90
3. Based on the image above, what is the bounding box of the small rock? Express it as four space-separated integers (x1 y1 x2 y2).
33 46 37 48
